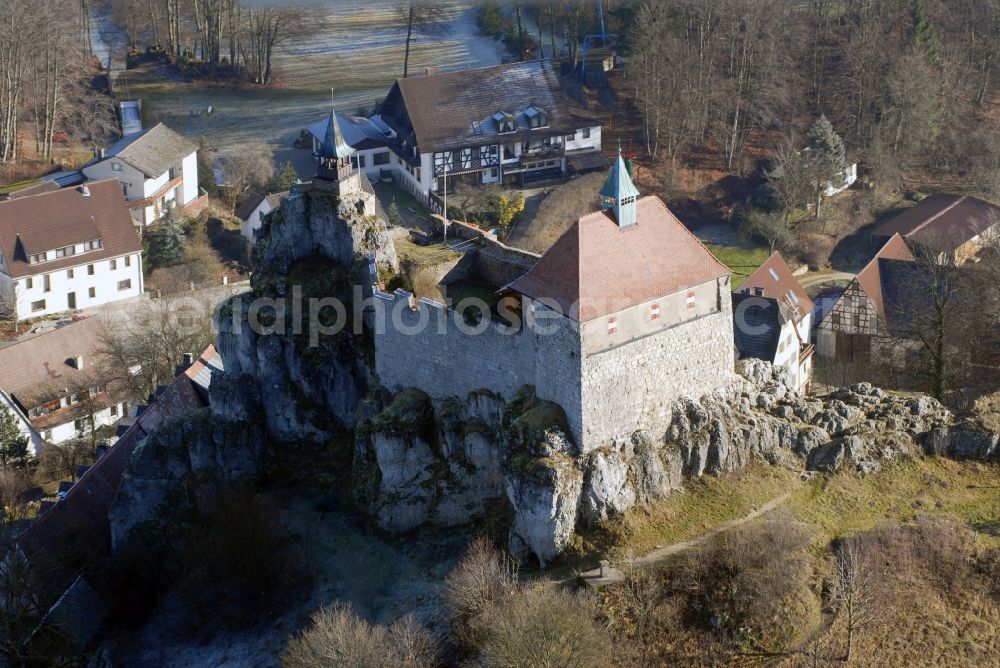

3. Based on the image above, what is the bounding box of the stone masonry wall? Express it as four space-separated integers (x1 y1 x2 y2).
373 291 537 401
580 291 735 450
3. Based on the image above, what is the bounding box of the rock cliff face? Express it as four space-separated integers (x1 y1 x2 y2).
110 182 1000 568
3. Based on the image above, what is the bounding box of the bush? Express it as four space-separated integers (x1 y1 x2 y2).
478 588 613 668
281 603 437 668
443 536 517 649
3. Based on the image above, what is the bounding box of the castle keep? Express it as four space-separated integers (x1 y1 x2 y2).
372 153 736 452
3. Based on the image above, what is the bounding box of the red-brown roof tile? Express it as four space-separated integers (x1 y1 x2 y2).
855 233 914 320
0 180 141 278
507 196 730 322
738 252 814 320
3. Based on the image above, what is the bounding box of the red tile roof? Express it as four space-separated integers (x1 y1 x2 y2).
0 179 141 278
738 252 814 320
855 233 914 320
507 196 730 322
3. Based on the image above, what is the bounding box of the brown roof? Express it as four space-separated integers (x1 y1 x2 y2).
388 60 598 152
0 179 140 278
855 233 914 320
872 193 1000 252
1 180 59 200
18 346 216 594
99 122 197 179
738 252 814 320
235 190 288 221
0 317 111 408
507 196 730 322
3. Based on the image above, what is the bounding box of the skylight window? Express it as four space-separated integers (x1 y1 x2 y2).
789 290 799 304
768 268 779 281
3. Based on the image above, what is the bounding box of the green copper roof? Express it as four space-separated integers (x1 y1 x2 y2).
599 152 640 203
316 110 354 159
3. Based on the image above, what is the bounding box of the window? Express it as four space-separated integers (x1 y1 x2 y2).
88 287 96 298
118 279 131 291
852 314 860 328
581 128 591 139
67 268 74 279
373 151 390 166
43 430 51 441
110 404 119 417
86 240 101 251
74 418 87 432
352 155 367 169
124 255 131 267
565 135 574 143
25 277 33 290
110 259 117 270
832 313 841 326
43 275 51 292
650 303 661 320
607 317 618 334
87 264 94 275
112 162 122 172
686 290 696 310
31 299 45 312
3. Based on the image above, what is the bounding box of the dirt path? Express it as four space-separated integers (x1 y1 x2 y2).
798 270 854 289
577 487 798 585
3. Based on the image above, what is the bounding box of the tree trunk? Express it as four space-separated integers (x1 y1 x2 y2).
403 0 414 78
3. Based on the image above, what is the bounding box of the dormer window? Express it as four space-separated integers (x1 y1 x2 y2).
493 111 516 134
525 106 548 129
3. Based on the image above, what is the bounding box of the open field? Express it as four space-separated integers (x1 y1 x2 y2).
704 243 771 289
99 1 507 162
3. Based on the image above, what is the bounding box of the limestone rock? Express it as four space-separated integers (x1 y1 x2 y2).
507 455 582 567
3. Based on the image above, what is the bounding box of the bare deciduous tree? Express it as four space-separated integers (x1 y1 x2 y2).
832 535 881 663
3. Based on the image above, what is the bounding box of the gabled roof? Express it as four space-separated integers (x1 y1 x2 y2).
872 193 1000 252
506 196 730 322
0 179 140 278
385 60 598 152
234 190 289 222
94 122 197 178
738 252 814 320
0 317 110 407
855 233 914 320
732 292 782 361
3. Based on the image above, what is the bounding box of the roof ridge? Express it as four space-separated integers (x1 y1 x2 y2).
906 195 966 237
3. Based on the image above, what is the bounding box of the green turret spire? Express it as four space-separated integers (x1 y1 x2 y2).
599 151 640 227
316 110 354 160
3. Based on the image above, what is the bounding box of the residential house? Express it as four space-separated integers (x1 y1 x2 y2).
18 346 220 605
237 191 289 240
354 60 604 211
815 234 914 361
871 193 1000 263
81 123 203 226
0 317 130 447
0 180 143 321
732 252 815 392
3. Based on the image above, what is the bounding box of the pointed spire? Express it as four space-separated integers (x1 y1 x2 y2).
316 110 354 160
599 150 640 227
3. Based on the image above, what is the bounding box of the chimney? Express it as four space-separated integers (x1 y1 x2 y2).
98 148 106 159
183 352 194 366
80 185 90 197
72 355 84 370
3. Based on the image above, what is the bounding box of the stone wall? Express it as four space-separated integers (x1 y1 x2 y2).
373 290 537 401
472 241 540 288
580 285 735 450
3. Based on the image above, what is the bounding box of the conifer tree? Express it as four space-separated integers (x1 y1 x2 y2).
805 115 847 219
0 406 29 470
268 161 299 193
911 0 938 63
387 201 403 228
146 208 187 270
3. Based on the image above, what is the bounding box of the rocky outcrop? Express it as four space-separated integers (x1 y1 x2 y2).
109 375 266 553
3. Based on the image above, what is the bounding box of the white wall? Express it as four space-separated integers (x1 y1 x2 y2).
0 391 43 455
180 151 199 205
240 200 274 240
13 252 143 320
83 150 198 225
81 159 144 200
565 126 602 152
41 401 128 446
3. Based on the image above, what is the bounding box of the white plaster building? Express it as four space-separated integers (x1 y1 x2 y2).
732 253 814 393
0 180 143 321
0 317 130 449
82 123 203 226
307 61 605 212
237 191 289 240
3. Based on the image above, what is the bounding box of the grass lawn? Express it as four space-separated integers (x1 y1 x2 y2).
705 243 771 289
394 238 462 267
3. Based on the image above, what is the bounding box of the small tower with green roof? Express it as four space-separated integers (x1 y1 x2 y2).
314 109 357 194
599 151 640 228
